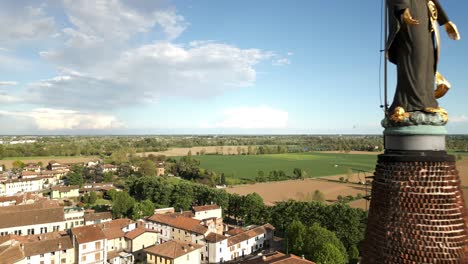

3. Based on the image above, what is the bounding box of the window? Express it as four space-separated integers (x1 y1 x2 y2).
237 244 240 249
95 252 101 260
95 241 101 249
82 244 86 250
187 254 189 260
81 256 86 262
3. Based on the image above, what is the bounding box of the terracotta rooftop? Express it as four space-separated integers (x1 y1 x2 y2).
21 171 39 176
71 225 106 244
147 213 208 235
98 218 133 240
144 240 203 259
242 252 315 264
0 244 24 264
0 200 64 229
204 232 228 243
227 224 275 247
23 236 73 257
124 226 146 240
192 204 220 212
84 211 112 222
226 227 245 236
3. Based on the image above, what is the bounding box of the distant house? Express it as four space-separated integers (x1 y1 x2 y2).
21 170 40 179
47 161 70 172
84 212 112 226
145 240 203 264
242 251 316 264
0 200 66 236
23 163 41 172
51 185 80 199
157 163 165 176
71 225 107 264
102 164 118 173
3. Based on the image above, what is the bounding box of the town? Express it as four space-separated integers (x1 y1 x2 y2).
0 159 314 263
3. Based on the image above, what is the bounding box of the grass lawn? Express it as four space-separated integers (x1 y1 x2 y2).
193 152 377 182
95 198 112 205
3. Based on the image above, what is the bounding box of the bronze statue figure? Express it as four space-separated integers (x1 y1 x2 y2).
387 0 460 121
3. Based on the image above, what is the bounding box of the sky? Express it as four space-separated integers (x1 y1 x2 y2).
0 0 467 135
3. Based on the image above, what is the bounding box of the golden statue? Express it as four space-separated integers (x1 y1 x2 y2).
387 0 460 122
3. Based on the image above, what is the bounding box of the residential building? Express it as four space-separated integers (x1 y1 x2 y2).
145 212 211 261
192 204 222 221
51 185 80 199
23 163 41 172
84 212 112 225
123 222 159 262
145 240 203 264
102 164 118 173
226 224 275 261
0 177 43 196
47 161 70 172
64 207 85 229
242 252 316 264
20 171 39 179
22 236 74 264
0 200 66 236
71 225 107 264
205 232 229 263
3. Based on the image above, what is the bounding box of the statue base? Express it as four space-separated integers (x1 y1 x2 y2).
362 128 468 263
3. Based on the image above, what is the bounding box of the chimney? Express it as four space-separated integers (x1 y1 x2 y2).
301 254 305 259
262 255 267 260
58 242 62 249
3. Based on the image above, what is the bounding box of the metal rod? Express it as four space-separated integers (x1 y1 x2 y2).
384 0 389 113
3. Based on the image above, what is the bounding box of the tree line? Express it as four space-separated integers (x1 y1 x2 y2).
124 176 366 263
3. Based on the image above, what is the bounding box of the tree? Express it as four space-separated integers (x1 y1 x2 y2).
112 191 135 218
303 223 348 264
314 243 347 264
138 160 157 177
220 173 226 185
12 160 25 169
89 191 98 204
256 170 266 182
293 168 304 180
312 190 325 202
67 167 84 187
131 199 154 220
286 220 307 254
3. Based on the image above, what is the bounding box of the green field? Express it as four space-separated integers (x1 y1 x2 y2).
195 152 377 181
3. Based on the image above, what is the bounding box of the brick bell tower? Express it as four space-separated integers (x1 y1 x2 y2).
362 121 468 263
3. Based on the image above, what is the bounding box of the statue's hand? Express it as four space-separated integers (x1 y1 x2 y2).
402 8 419 25
444 21 461 40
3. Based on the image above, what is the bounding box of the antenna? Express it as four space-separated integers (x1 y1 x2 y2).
384 0 389 113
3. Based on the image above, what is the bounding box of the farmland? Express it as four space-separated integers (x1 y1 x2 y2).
194 152 378 183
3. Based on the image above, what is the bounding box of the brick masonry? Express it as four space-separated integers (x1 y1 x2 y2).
362 152 468 263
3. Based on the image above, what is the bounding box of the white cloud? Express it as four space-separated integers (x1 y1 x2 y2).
153 10 189 40
29 42 272 110
0 90 21 103
203 105 289 129
273 58 291 66
0 81 18 86
0 108 124 130
0 4 56 42
451 115 468 123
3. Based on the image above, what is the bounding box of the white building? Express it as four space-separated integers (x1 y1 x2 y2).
192 205 222 221
0 177 43 196
225 224 275 262
0 200 66 236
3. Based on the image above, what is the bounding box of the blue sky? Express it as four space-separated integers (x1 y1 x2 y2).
0 0 467 135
